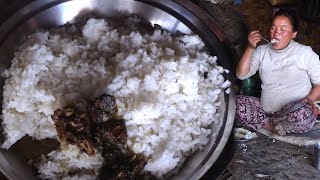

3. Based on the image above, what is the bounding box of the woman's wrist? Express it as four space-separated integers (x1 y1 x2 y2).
247 44 255 50
303 97 313 105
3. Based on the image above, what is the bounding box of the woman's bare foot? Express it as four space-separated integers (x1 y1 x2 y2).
263 122 286 136
273 123 286 136
263 122 274 131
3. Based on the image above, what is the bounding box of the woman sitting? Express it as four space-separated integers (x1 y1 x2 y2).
236 8 320 136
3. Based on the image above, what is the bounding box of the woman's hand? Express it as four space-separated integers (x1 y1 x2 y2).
248 30 262 49
236 30 262 77
302 98 319 117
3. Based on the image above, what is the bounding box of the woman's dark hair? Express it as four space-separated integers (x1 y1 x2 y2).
271 8 299 32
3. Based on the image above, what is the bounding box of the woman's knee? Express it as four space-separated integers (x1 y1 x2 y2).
235 95 268 130
283 101 317 133
295 100 317 121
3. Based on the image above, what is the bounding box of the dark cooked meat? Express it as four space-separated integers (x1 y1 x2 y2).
93 119 127 164
51 93 146 180
52 107 95 155
94 119 127 148
88 94 117 123
98 152 146 180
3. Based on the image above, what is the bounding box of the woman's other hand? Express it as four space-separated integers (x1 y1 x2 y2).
302 98 319 117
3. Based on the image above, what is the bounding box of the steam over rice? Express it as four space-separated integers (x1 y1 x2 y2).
1 16 230 179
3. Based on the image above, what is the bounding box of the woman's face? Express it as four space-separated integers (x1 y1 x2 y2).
270 15 297 50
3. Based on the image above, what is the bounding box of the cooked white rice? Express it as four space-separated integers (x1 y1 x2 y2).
35 143 104 180
1 16 230 179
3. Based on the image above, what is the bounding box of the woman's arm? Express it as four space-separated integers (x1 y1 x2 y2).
306 85 320 102
236 30 262 76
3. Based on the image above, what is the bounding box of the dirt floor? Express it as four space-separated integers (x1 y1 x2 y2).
225 132 320 180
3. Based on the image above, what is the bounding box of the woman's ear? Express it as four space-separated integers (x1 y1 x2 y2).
293 31 298 38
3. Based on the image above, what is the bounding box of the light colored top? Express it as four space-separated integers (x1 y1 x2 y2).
237 40 320 112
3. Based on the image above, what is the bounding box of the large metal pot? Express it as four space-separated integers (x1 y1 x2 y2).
0 0 236 179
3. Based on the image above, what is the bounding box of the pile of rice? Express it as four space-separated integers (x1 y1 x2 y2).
1 16 230 179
